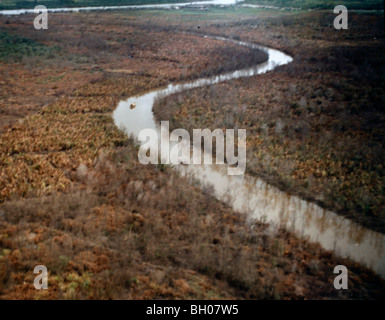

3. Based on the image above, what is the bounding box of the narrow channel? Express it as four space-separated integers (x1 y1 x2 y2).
112 34 385 278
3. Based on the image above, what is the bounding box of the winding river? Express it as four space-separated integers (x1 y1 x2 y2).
2 0 384 278
113 35 385 278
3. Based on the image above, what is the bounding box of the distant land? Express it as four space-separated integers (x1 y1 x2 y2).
0 0 383 10
0 0 205 10
244 0 384 10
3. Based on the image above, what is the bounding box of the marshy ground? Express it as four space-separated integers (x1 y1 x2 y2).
0 6 384 299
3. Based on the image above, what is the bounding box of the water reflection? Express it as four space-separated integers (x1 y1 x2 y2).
180 163 385 276
0 0 244 15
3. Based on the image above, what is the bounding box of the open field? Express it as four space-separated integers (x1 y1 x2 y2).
1 7 385 299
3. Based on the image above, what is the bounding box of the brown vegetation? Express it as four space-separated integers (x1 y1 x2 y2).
0 11 267 132
153 11 385 233
2 139 384 299
1 9 384 299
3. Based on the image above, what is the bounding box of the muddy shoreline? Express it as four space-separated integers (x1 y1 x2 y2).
153 11 385 235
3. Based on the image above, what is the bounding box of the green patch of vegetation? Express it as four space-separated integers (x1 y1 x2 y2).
0 32 61 63
245 0 384 10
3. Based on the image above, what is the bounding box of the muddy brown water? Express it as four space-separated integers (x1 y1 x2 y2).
112 34 385 278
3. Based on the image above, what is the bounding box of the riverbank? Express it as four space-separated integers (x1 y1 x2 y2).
1 81 384 299
153 10 385 234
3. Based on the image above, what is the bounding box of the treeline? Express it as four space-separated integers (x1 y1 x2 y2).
0 0 197 10
244 0 384 10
